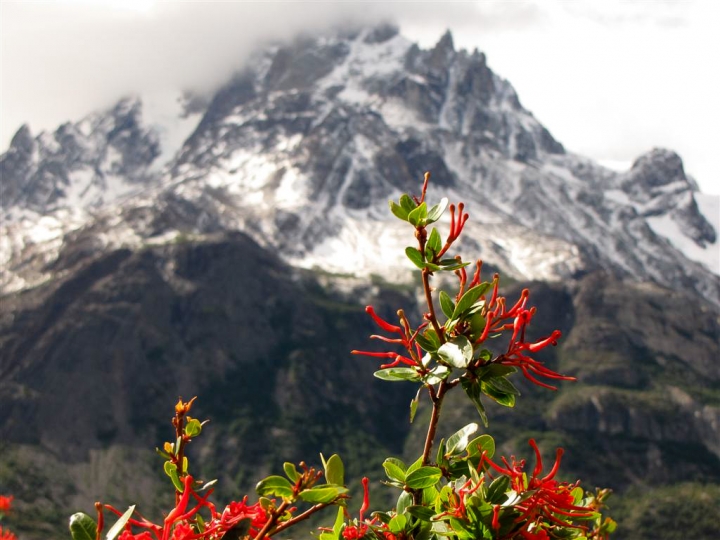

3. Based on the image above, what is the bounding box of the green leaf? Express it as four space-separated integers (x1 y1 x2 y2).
439 291 455 319
486 476 511 504
333 505 345 535
452 283 491 319
185 418 202 437
425 228 442 260
284 462 300 482
383 459 407 483
437 259 472 271
437 335 473 369
396 490 413 515
164 461 183 492
466 435 495 460
390 201 409 221
482 383 516 407
405 246 425 269
406 505 436 521
374 368 421 382
399 194 416 213
415 332 437 353
68 513 97 540
106 505 136 540
256 475 294 499
409 393 419 424
462 378 489 427
426 197 449 224
299 485 347 504
406 455 424 475
445 423 479 456
435 438 446 467
324 454 344 486
424 365 451 385
468 312 487 341
405 466 442 489
389 514 407 534
408 202 428 227
484 376 520 396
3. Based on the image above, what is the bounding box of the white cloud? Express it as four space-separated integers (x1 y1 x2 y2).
1 0 718 194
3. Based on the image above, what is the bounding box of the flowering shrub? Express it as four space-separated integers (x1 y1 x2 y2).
69 173 615 540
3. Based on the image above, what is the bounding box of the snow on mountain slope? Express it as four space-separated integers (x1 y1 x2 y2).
0 24 717 304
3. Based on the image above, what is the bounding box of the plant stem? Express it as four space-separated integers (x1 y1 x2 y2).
271 501 340 535
421 382 447 465
255 500 291 540
422 268 444 342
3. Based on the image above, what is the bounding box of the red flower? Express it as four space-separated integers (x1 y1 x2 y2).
351 307 424 369
0 496 12 514
342 523 368 539
481 440 595 535
169 523 195 540
0 526 17 540
219 496 270 535
118 531 155 540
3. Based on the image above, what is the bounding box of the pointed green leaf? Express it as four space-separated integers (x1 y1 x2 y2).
426 197 449 224
399 194 416 213
445 423 479 456
425 228 442 260
405 466 442 489
405 246 425 269
486 475 511 504
439 291 455 319
484 376 520 396
390 201 410 221
409 395 419 424
324 454 345 486
462 378 488 427
437 335 473 368
482 383 516 407
333 505 345 535
374 367 421 382
408 202 428 227
452 283 491 319
106 505 136 540
69 513 97 540
299 485 347 504
415 332 438 353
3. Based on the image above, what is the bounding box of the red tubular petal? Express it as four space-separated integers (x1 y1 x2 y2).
351 350 398 358
366 306 402 333
359 477 370 521
529 439 543 478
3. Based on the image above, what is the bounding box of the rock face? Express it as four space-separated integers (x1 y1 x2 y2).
1 26 717 300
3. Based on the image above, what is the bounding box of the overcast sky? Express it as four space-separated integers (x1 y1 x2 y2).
2 0 718 194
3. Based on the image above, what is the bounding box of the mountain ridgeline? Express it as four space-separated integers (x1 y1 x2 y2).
0 25 718 538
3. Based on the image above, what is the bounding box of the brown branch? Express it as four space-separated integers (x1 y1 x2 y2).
271 499 346 536
254 500 291 540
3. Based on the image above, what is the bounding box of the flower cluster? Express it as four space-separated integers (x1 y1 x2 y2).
482 439 596 538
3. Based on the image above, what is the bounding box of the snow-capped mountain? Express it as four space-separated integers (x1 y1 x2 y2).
1 24 717 302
